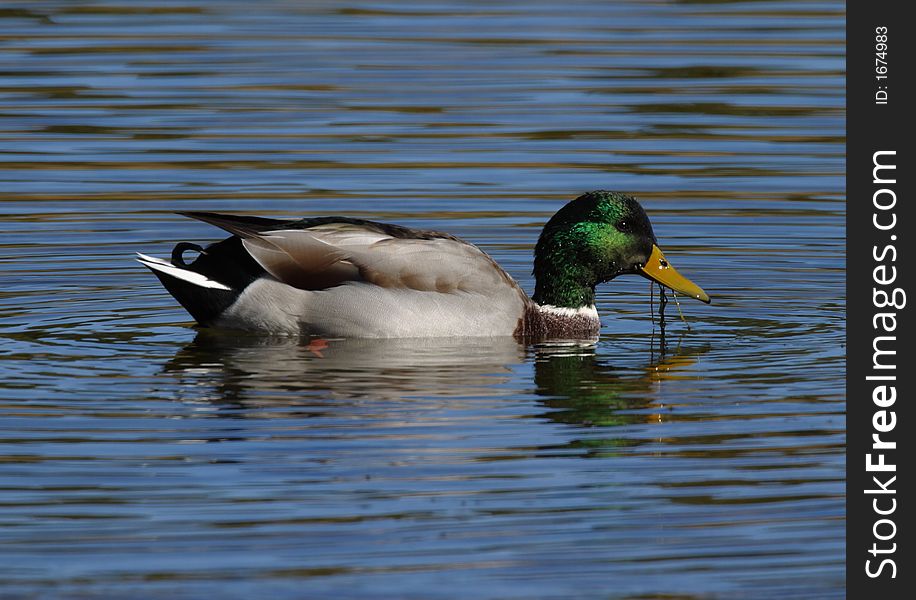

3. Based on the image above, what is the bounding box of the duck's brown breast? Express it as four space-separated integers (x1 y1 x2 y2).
514 303 600 339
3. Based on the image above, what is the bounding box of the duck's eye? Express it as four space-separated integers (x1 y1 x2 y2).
615 220 632 233
659 259 669 268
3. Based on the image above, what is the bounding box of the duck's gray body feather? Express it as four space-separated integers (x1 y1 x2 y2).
141 213 538 338
218 278 528 337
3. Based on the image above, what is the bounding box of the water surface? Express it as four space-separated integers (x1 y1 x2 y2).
0 1 844 598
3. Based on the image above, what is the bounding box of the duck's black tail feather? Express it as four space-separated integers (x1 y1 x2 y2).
138 236 265 326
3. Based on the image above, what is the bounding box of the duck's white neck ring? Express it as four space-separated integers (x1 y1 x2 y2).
535 303 599 320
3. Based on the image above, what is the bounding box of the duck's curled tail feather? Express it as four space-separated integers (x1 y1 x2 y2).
136 236 264 325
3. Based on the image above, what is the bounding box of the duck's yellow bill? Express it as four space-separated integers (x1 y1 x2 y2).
638 245 710 304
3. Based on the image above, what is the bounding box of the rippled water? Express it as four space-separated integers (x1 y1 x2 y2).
0 1 844 598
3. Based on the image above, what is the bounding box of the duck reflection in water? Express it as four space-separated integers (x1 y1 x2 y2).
164 330 710 432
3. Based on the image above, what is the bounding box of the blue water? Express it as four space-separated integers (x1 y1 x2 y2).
0 1 844 598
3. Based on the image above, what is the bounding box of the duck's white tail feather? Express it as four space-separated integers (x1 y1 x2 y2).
135 253 231 291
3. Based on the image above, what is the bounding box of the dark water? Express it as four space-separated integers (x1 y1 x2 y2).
0 1 844 598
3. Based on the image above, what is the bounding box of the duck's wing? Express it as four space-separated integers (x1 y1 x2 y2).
180 212 525 297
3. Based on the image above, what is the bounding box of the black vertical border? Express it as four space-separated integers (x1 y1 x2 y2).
847 0 912 596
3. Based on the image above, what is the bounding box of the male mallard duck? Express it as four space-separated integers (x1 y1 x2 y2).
137 191 710 338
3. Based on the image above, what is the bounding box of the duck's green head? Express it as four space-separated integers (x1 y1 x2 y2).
532 191 710 308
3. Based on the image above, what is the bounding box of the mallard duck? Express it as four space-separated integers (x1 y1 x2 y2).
137 191 710 338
